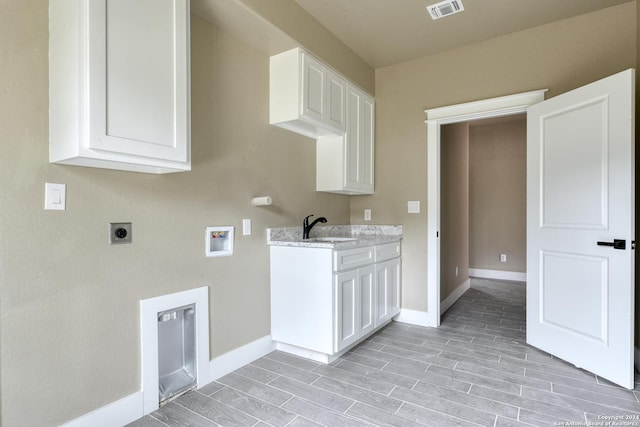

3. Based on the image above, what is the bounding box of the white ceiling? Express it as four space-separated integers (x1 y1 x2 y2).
294 0 632 69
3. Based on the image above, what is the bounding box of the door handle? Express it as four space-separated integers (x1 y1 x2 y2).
597 239 626 250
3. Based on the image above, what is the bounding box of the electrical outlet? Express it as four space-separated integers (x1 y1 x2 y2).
110 222 132 245
500 253 507 263
364 209 372 221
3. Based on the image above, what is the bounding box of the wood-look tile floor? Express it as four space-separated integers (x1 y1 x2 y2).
128 279 640 426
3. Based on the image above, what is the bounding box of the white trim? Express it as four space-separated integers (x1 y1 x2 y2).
394 308 438 327
140 286 210 415
469 268 527 282
209 335 276 380
61 333 273 427
425 90 547 328
440 279 470 314
59 392 143 427
275 341 343 364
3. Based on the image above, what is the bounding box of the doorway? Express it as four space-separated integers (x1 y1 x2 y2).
424 90 547 327
439 114 527 317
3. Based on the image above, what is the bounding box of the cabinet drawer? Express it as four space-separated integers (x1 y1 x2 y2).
375 242 401 262
334 246 375 272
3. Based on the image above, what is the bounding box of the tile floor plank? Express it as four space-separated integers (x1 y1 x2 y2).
216 372 293 406
281 397 371 427
209 387 297 427
174 391 258 427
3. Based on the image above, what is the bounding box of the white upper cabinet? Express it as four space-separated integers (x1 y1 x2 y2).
270 47 374 194
49 0 191 174
270 48 346 139
316 84 375 195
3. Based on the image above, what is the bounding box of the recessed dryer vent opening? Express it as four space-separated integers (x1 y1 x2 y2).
140 286 209 415
158 304 197 404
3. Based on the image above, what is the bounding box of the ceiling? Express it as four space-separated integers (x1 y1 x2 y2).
293 0 632 69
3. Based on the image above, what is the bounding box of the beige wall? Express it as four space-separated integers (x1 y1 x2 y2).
2 1 639 426
237 0 375 94
351 2 636 312
469 117 527 274
440 123 469 302
0 5 352 426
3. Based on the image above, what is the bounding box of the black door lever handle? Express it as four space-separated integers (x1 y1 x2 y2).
597 239 626 250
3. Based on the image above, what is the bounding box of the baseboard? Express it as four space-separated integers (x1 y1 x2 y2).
441 279 470 314
394 308 438 327
209 334 276 380
469 268 526 282
60 391 143 427
61 335 275 427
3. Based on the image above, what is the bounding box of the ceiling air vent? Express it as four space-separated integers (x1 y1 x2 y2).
427 0 464 20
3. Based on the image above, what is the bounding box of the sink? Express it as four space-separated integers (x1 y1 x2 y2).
306 237 358 243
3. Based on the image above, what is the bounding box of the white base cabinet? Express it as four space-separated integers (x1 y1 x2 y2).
270 241 401 363
49 0 191 174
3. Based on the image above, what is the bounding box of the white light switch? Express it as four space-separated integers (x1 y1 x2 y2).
408 201 421 214
364 209 371 221
242 218 252 236
45 183 66 211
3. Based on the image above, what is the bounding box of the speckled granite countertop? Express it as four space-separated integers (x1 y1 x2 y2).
267 225 402 249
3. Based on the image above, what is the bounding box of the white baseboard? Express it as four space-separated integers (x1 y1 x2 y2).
209 334 275 380
61 335 275 427
469 268 526 282
441 279 470 314
60 391 143 427
394 308 438 328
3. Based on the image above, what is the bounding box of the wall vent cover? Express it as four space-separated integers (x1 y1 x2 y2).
427 0 464 20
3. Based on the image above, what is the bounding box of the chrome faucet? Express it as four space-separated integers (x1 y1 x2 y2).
303 214 327 239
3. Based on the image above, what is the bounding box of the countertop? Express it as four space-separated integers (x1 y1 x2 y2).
267 225 402 249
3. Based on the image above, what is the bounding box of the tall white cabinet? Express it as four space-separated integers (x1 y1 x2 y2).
49 0 191 174
317 85 375 194
270 48 374 195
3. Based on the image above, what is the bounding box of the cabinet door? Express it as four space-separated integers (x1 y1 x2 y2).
301 53 325 123
344 86 375 193
375 262 390 325
335 270 360 352
387 258 401 317
376 258 401 325
325 70 347 132
359 266 376 337
345 87 362 190
88 0 189 162
359 94 375 192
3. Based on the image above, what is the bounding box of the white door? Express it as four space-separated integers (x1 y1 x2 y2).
527 69 635 389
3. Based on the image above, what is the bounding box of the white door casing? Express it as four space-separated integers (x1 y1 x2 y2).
422 90 547 327
527 69 635 389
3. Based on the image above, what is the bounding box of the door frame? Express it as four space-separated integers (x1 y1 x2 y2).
423 90 547 327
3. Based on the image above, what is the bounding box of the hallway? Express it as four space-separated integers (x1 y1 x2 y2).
129 279 640 426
